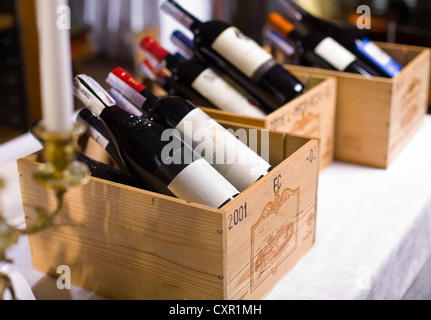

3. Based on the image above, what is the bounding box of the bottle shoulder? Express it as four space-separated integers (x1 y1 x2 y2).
149 96 196 128
101 108 164 139
194 20 231 46
195 20 230 32
157 96 196 114
304 32 329 49
173 59 208 85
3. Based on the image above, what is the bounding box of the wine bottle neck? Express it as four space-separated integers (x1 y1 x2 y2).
160 0 201 30
268 12 301 41
171 31 195 58
288 29 302 42
265 29 296 57
140 88 160 114
100 104 133 128
165 54 182 70
277 0 305 22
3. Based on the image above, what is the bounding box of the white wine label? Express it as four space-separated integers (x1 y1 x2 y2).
191 68 267 118
106 73 147 108
176 109 271 191
168 159 239 208
314 37 357 71
73 75 116 118
356 39 402 78
212 27 274 78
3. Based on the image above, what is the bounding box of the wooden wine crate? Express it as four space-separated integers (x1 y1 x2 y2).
18 123 320 300
201 71 337 171
284 42 431 169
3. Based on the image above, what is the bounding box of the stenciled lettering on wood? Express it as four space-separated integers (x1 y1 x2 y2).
250 184 300 293
268 83 332 134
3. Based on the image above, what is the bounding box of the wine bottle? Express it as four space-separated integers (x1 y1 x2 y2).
106 67 272 192
169 26 289 113
277 0 402 78
74 74 240 208
141 36 267 118
160 0 305 109
267 13 382 78
168 30 267 110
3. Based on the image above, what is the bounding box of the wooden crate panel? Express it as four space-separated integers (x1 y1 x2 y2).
223 137 318 300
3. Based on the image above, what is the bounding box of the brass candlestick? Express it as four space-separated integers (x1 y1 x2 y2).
29 122 90 232
0 122 90 299
32 122 90 192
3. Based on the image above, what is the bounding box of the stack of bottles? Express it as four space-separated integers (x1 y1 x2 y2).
136 0 307 118
55 0 323 209
65 70 274 209
265 0 403 79
133 0 403 124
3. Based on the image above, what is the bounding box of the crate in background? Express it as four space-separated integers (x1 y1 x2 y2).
285 42 430 169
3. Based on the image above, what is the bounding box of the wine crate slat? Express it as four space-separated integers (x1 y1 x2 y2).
200 72 337 171
18 123 320 300
284 42 430 169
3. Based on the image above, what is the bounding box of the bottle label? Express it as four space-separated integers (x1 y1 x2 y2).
191 68 267 118
314 37 357 71
176 109 271 192
106 73 147 108
212 27 274 78
356 39 402 78
168 158 239 209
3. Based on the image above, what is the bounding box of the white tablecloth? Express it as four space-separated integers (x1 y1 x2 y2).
266 115 431 300
1 116 431 300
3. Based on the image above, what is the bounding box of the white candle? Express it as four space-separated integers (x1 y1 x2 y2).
36 0 74 133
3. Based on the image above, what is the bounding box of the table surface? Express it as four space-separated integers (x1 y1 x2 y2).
1 116 431 300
